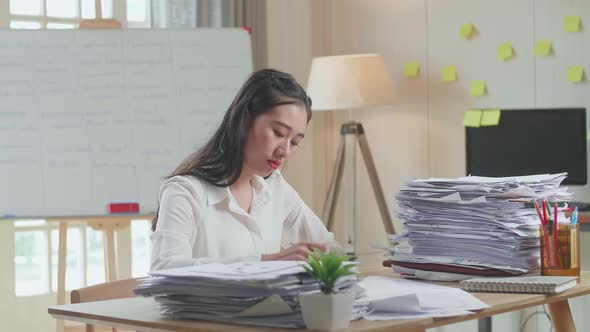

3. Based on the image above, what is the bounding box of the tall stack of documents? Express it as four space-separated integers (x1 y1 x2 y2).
387 173 571 281
134 261 366 328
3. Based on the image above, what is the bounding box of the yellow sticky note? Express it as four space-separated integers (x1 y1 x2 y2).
564 15 581 32
497 42 514 61
481 109 501 126
535 40 553 56
587 132 590 140
441 65 457 82
567 66 585 83
470 80 487 96
464 110 483 127
403 61 420 78
460 22 474 39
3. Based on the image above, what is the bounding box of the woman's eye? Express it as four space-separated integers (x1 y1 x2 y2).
291 141 300 147
273 130 285 138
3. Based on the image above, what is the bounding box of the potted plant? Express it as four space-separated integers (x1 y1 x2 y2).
299 250 357 330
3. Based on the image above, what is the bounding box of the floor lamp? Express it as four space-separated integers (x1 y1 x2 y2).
307 54 397 250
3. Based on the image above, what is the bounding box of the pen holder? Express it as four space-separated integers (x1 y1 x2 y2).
540 223 580 277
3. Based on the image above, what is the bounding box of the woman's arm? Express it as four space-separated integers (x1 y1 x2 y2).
281 183 345 255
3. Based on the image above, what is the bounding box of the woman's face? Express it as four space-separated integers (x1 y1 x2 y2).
243 102 308 177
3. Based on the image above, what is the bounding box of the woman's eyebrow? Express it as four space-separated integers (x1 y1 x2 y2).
272 121 305 138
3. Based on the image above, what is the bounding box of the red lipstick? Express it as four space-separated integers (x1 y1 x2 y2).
267 160 281 169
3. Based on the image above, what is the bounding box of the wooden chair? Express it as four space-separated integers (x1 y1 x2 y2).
71 278 143 332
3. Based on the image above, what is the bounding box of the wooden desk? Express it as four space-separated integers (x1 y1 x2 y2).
49 269 590 332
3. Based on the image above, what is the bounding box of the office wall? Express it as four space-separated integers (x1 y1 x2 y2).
265 0 353 247
265 0 316 206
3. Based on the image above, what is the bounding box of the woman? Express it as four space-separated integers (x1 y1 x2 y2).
150 69 340 271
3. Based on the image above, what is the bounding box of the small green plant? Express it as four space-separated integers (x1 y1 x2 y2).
303 249 357 295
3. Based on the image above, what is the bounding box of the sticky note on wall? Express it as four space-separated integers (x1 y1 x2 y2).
564 15 581 32
470 80 487 96
464 110 483 127
481 109 501 126
403 61 420 77
535 40 553 56
460 22 475 39
441 65 457 82
497 42 514 61
567 66 585 83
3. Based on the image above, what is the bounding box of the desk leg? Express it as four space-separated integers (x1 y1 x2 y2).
547 300 576 332
104 227 117 282
56 221 68 332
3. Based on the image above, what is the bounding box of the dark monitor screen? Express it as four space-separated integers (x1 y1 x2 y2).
466 108 587 185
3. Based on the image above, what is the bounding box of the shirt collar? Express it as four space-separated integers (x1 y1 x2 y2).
206 171 279 206
207 183 230 206
251 174 272 206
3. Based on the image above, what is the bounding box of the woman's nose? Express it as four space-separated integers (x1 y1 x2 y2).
277 140 290 157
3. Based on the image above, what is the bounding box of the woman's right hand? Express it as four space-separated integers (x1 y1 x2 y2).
261 242 328 261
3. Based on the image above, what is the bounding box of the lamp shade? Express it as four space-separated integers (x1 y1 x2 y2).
306 54 395 111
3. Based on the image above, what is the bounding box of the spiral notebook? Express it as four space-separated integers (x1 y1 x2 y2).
460 276 578 294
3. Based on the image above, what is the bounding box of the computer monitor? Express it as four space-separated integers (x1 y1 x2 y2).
465 108 587 185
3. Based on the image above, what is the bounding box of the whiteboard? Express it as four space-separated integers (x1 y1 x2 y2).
0 29 253 217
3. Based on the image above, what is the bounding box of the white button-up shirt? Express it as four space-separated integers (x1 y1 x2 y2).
150 170 335 271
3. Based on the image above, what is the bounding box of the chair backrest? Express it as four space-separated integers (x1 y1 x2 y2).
71 278 144 332
71 277 142 304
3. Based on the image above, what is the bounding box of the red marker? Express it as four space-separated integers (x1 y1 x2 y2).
534 200 545 225
553 202 559 265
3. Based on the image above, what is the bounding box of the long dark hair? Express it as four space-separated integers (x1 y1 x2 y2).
152 69 312 231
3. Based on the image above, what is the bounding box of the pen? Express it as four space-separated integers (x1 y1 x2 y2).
542 199 548 226
543 199 558 267
538 199 553 267
572 206 578 225
534 200 546 225
552 202 560 267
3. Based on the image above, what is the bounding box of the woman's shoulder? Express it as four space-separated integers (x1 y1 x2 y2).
159 175 208 198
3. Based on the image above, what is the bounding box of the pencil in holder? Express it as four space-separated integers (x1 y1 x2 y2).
540 222 580 277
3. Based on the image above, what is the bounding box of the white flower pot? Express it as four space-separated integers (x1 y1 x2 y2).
299 290 355 330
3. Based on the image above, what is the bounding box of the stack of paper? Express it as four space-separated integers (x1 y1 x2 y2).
387 173 571 281
357 276 489 320
134 261 367 328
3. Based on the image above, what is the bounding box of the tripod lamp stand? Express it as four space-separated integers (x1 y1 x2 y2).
307 54 397 241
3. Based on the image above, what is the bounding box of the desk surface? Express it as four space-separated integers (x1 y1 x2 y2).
48 269 590 332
